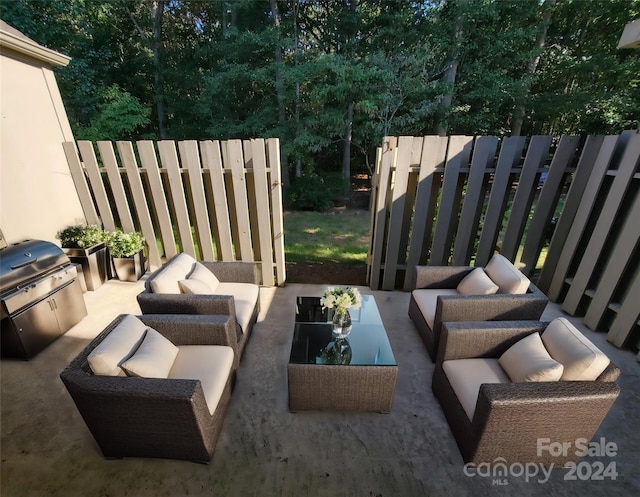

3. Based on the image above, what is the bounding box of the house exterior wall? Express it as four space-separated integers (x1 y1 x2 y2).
0 35 85 246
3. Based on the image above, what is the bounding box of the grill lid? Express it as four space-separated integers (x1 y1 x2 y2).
0 240 70 295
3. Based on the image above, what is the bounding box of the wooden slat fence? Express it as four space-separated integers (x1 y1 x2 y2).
63 138 286 286
368 132 640 349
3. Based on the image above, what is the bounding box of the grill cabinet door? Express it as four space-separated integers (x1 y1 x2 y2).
10 298 61 358
51 279 87 332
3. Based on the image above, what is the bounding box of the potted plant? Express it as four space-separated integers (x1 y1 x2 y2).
106 230 146 282
57 224 109 291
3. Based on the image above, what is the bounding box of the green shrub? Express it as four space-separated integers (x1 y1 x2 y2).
57 224 108 249
106 230 145 258
285 172 350 211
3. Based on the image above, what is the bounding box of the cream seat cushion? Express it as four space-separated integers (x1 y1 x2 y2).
150 253 197 294
216 282 260 332
443 358 510 420
411 289 458 330
484 254 530 294
87 315 147 376
499 332 564 382
169 345 235 415
456 268 499 295
120 328 179 379
541 317 610 381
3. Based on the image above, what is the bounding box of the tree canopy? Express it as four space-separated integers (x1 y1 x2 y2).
2 0 638 181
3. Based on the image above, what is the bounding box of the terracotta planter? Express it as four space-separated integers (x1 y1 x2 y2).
62 242 108 291
112 250 146 282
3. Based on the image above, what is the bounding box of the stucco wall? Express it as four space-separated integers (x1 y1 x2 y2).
0 48 85 246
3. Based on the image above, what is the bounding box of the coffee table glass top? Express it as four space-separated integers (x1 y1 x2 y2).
290 295 396 366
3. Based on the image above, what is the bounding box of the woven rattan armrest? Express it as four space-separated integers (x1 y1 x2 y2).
437 321 548 363
412 265 473 289
200 261 259 284
137 292 236 319
139 314 235 347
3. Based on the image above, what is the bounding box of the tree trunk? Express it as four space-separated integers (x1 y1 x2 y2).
436 59 459 136
436 0 466 136
341 0 358 181
511 0 556 136
294 1 302 178
151 0 167 139
342 102 353 182
270 0 290 186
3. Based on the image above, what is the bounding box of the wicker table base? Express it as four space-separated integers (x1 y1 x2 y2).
288 363 398 412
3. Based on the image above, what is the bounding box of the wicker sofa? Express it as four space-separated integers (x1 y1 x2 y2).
408 254 548 361
137 253 260 358
432 319 620 465
60 313 237 463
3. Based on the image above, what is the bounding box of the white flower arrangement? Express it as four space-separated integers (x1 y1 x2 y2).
320 287 362 314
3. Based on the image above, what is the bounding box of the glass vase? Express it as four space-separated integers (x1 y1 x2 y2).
332 309 352 338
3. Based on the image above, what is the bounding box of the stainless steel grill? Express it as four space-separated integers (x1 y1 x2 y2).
1 239 87 359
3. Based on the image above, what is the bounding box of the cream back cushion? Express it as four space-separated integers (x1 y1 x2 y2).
149 253 197 294
484 254 530 294
541 317 610 381
456 268 499 295
120 328 179 379
88 315 148 376
188 262 220 291
499 332 564 382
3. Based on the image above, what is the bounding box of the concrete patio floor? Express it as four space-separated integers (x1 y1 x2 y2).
1 279 638 496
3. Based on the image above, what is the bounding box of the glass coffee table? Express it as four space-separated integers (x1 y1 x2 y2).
287 295 398 412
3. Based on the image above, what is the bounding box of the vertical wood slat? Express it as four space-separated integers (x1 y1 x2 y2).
607 267 640 347
430 136 473 265
475 136 526 267
137 140 177 260
366 147 383 284
227 139 254 262
63 142 100 225
243 140 260 261
370 136 397 290
77 141 116 232
97 141 135 233
403 136 448 289
542 136 619 300
501 135 553 261
452 136 499 266
200 140 234 261
267 138 286 285
382 136 413 290
157 141 197 258
251 139 275 286
562 133 640 314
179 141 215 261
520 135 581 275
116 141 162 270
583 191 640 329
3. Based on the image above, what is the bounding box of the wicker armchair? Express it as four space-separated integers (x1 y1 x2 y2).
408 264 548 361
432 321 620 465
60 314 237 463
137 253 260 358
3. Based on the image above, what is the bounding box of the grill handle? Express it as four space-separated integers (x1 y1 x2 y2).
10 258 38 270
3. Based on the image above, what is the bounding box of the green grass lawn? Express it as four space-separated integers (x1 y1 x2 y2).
284 209 371 264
